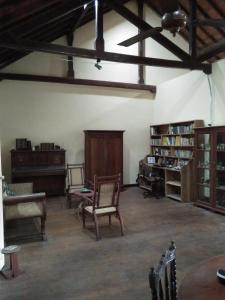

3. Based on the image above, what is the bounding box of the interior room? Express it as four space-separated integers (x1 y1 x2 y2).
0 0 225 299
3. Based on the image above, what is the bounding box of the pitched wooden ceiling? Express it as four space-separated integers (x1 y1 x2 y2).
0 0 225 71
145 0 225 63
0 0 224 94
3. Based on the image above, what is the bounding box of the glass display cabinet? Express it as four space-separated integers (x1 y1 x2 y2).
195 126 225 214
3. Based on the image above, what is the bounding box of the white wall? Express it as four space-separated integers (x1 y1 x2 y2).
0 80 152 184
1 1 225 184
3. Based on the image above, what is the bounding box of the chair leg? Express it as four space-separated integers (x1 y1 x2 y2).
117 211 124 236
41 217 46 240
67 194 72 209
109 215 111 226
93 213 100 241
82 209 86 228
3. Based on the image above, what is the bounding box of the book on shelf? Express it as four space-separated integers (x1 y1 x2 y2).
170 124 194 135
151 138 161 146
174 149 193 158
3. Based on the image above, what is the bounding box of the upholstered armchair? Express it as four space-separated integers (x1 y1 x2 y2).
3 182 46 241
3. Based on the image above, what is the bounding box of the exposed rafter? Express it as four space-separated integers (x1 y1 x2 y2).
137 0 145 84
95 0 104 52
0 38 211 73
198 39 225 62
189 0 197 63
0 73 156 94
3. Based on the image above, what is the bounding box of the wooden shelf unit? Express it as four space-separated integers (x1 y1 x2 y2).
165 163 192 202
149 120 204 202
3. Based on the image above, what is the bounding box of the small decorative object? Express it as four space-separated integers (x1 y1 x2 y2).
35 145 40 150
55 145 60 150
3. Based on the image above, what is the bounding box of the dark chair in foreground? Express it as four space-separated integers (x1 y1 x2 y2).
82 174 124 241
66 163 85 208
149 241 177 300
3 183 46 241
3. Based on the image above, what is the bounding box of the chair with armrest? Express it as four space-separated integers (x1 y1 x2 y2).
81 173 124 241
149 241 177 300
66 163 85 208
3 182 46 241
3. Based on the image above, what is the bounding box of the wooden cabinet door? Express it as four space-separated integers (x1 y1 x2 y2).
85 131 124 184
105 133 123 178
85 132 106 182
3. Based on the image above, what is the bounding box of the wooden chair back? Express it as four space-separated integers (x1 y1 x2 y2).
67 163 84 189
149 242 177 300
92 174 121 209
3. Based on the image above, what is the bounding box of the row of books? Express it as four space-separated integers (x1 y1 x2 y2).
153 157 189 169
150 126 161 135
174 150 193 158
151 138 161 146
170 124 194 134
161 136 194 146
150 124 194 135
152 148 192 158
152 148 171 156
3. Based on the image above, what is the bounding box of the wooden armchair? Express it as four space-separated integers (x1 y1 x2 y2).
82 173 124 240
66 163 85 208
3 183 46 241
149 241 177 300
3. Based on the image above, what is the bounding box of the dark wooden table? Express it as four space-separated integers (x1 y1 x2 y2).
178 255 225 300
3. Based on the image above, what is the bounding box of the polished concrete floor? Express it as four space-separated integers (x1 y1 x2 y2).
1 187 225 300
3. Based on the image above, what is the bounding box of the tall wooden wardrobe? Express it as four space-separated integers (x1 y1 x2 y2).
84 130 124 184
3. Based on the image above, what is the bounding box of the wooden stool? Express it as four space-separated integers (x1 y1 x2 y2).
1 245 21 278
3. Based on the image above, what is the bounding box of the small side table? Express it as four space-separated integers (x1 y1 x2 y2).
1 245 21 279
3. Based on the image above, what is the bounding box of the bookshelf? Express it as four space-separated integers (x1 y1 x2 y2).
149 120 204 202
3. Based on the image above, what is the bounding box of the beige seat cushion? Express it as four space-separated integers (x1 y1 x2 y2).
5 202 43 221
84 206 116 214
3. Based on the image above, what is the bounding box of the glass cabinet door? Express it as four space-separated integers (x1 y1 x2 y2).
215 130 225 210
196 132 211 205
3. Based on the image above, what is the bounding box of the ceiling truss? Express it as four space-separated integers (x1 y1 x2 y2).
1 0 224 93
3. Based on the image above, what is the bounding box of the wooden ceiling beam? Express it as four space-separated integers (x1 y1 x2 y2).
66 32 75 78
95 0 104 52
0 0 92 37
0 0 61 32
105 0 190 61
188 0 197 62
0 23 72 69
0 13 78 58
196 2 225 39
138 0 145 84
0 73 157 94
0 38 211 73
71 2 93 32
198 39 225 62
206 0 225 21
